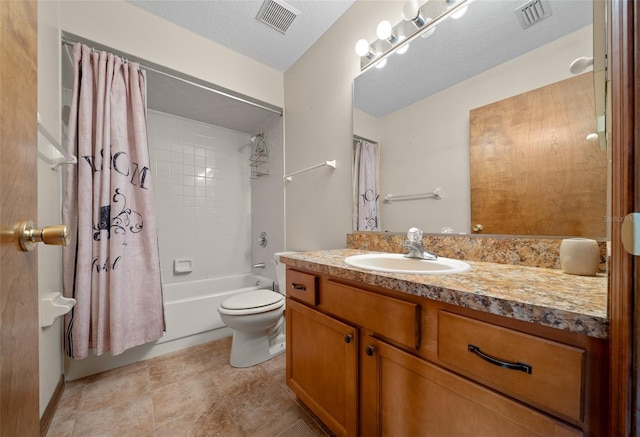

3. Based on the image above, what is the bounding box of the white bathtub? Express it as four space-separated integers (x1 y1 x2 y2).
65 273 275 380
159 274 275 344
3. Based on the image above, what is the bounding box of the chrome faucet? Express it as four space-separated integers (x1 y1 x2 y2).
402 227 438 260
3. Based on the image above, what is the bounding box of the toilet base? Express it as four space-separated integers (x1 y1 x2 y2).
229 316 286 368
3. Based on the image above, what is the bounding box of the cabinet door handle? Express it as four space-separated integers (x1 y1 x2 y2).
468 344 532 374
344 334 353 344
291 283 306 291
365 345 375 356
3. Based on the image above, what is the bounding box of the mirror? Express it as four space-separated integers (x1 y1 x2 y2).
353 0 607 237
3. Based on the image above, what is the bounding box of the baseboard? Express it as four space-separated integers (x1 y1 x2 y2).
40 374 64 437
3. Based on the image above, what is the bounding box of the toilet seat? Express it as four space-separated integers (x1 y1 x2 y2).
218 290 285 316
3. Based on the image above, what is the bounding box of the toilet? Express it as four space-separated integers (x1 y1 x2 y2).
217 252 292 368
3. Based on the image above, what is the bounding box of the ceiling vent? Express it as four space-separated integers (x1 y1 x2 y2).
256 0 300 34
514 0 553 29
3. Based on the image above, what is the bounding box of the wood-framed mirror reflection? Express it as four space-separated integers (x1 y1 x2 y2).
352 0 607 237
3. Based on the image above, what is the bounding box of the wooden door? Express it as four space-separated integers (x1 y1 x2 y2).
360 336 582 437
0 1 40 436
285 298 358 437
470 73 607 237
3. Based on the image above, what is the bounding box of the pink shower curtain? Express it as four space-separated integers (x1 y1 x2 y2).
62 43 164 359
353 139 381 231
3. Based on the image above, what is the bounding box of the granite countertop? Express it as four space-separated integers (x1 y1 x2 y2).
280 249 609 339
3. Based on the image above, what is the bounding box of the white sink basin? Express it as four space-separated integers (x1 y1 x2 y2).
344 253 471 275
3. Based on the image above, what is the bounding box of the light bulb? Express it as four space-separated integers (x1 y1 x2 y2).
376 20 394 40
402 0 426 27
421 26 436 38
355 39 372 57
375 58 387 69
451 5 468 19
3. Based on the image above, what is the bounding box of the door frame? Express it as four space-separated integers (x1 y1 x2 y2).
608 0 636 434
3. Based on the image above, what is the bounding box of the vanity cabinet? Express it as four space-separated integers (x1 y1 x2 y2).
285 297 358 437
284 267 608 437
360 336 581 437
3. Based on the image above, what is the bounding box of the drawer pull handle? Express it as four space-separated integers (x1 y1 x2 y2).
344 334 353 344
365 345 376 356
468 344 532 375
291 283 306 291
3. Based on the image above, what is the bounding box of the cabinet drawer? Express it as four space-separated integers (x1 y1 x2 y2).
438 311 585 423
286 268 318 305
322 280 420 350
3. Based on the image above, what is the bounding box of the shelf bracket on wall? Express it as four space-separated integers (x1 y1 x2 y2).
37 113 77 170
284 160 336 182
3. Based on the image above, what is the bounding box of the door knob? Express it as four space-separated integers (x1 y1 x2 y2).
15 220 69 252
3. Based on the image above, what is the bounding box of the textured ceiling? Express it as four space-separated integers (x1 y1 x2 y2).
127 0 355 72
122 0 355 133
354 0 594 117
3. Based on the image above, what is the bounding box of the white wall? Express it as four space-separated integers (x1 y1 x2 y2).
377 26 594 233
284 1 400 250
147 111 253 282
251 117 286 281
59 1 283 108
37 0 64 418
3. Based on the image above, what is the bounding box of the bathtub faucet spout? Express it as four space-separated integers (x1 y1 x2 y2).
253 263 266 269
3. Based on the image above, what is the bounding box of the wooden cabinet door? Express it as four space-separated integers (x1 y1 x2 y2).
286 298 358 437
360 336 582 437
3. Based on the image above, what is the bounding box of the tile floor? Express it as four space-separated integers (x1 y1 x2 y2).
45 336 331 437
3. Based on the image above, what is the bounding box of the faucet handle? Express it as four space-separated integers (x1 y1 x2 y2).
407 227 423 242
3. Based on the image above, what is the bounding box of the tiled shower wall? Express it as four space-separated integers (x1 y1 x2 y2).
147 110 252 283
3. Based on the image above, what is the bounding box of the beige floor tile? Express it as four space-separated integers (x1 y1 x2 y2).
151 370 218 429
47 338 332 437
148 346 207 390
195 371 307 436
81 360 149 384
196 335 232 370
72 395 155 437
79 367 150 413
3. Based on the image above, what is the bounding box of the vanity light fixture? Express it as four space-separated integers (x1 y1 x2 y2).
376 20 399 44
356 0 470 70
402 0 427 27
396 43 410 55
375 58 388 69
355 38 376 59
447 0 469 19
451 5 468 19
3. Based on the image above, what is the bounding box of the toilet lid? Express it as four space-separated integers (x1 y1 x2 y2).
220 290 284 311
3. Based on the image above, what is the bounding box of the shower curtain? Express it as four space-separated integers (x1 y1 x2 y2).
353 139 381 231
62 43 164 359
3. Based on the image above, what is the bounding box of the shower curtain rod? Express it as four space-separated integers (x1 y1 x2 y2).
61 35 283 117
354 134 379 144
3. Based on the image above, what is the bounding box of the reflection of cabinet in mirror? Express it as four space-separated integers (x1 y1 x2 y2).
470 72 606 237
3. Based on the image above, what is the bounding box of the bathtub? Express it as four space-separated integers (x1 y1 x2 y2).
65 273 275 380
159 273 275 344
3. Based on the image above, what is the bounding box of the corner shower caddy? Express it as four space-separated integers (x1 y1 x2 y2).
249 133 270 179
